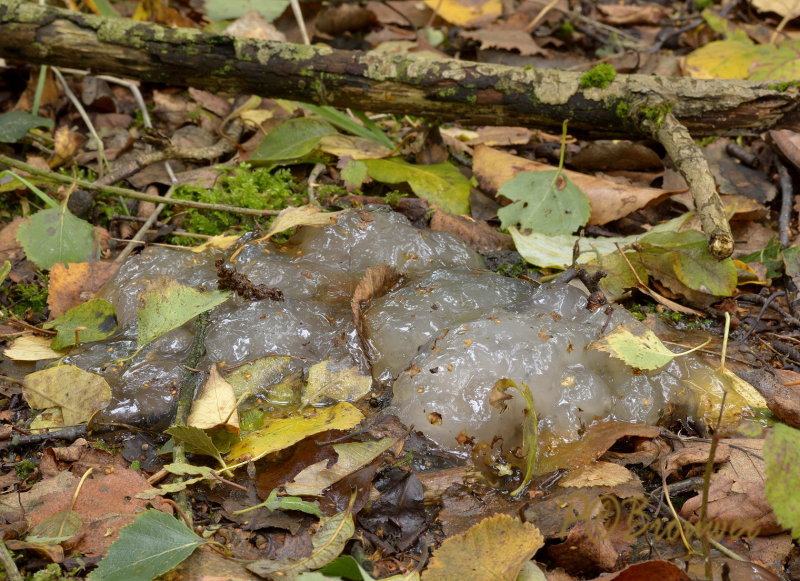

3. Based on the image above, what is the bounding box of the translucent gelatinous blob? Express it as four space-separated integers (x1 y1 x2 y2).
71 206 703 451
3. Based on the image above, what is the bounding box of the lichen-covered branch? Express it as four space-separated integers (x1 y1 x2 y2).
639 111 734 259
0 0 799 138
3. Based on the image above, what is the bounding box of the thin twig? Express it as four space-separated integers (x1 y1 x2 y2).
0 155 280 217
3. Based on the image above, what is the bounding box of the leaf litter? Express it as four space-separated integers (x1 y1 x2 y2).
3 0 800 577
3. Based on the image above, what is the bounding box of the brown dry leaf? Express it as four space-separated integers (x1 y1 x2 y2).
559 461 635 488
770 129 800 170
471 126 533 146
751 0 800 17
459 28 543 56
680 438 782 536
422 513 544 581
429 211 513 252
47 261 120 318
473 146 677 226
538 422 660 474
659 441 731 479
0 216 26 263
547 520 620 574
187 364 240 432
596 4 671 25
351 264 401 334
4 335 62 361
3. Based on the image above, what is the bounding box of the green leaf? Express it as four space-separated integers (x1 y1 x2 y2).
27 510 82 544
589 323 709 370
248 506 354 577
748 41 800 81
497 170 590 236
250 117 337 165
340 159 369 191
0 260 10 286
300 103 394 148
137 278 230 348
43 298 117 350
490 379 538 497
636 230 737 296
0 110 53 143
765 423 800 539
166 425 226 467
204 0 288 21
0 170 60 208
742 235 784 279
89 510 206 581
233 489 323 518
17 207 100 269
364 158 470 214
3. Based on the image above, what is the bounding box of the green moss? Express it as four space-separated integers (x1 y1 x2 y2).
616 101 630 119
579 63 616 89
168 165 306 245
640 102 673 128
466 94 477 105
769 81 800 92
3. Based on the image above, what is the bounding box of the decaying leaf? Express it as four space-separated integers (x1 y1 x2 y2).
423 513 544 581
558 461 635 488
43 297 117 351
765 424 800 539
303 360 373 407
227 402 364 464
285 437 397 496
23 365 111 426
490 378 538 496
4 335 63 361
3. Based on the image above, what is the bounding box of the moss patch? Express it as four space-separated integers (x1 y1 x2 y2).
579 63 616 89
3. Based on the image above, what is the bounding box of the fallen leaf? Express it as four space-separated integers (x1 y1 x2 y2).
589 323 709 370
47 261 120 318
43 297 117 350
474 146 675 226
4 335 63 361
187 365 240 433
424 0 501 27
23 365 111 426
765 424 800 539
303 360 373 407
559 462 635 488
227 402 364 463
423 513 544 581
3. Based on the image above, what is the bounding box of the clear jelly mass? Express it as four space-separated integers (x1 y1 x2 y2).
71 207 700 452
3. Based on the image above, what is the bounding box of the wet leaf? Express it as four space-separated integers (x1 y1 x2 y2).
224 355 293 398
166 425 226 467
89 510 206 581
17 207 101 270
248 501 355 578
588 323 709 370
137 278 230 348
422 514 544 581
46 261 120 318
303 360 373 407
497 170 591 236
227 402 364 463
364 158 470 215
187 365 239 432
250 117 336 165
765 423 800 539
23 365 111 426
43 297 117 350
285 437 397 496
190 234 241 253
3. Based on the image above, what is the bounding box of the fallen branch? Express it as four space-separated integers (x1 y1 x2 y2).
0 1 798 138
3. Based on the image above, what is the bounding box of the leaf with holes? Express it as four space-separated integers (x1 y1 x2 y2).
497 170 590 236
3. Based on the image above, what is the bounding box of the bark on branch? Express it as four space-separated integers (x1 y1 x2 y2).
0 0 798 139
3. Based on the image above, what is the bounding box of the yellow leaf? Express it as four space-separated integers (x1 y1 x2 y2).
187 365 240 433
558 461 635 488
4 335 63 361
685 40 770 79
23 365 111 426
228 402 364 463
191 234 242 253
424 0 501 27
423 514 544 581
